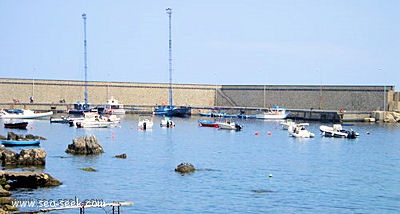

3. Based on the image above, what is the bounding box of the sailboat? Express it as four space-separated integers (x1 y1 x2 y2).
153 8 191 117
68 13 92 115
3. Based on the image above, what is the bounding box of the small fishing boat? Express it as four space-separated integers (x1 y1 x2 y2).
237 110 256 119
288 123 315 138
138 116 154 130
0 109 53 119
160 117 175 128
255 106 289 120
320 124 359 138
153 105 191 117
103 97 126 115
50 116 70 123
67 101 97 115
198 119 219 128
216 120 242 131
1 139 40 146
4 121 28 129
76 120 113 128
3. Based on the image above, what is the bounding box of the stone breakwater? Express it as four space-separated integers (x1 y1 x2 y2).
0 78 398 112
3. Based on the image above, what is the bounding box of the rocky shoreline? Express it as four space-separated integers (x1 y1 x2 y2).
0 143 61 213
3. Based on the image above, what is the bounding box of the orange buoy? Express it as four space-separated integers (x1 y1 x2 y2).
267 131 271 136
255 131 259 135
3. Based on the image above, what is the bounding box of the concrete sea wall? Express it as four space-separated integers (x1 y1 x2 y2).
0 78 398 113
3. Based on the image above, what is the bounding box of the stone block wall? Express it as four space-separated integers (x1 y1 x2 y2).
0 78 396 111
218 85 395 111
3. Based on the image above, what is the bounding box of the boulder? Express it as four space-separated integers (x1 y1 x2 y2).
175 163 196 174
18 148 46 166
6 132 22 141
65 135 104 155
0 146 46 167
0 186 11 197
4 132 45 141
0 171 62 189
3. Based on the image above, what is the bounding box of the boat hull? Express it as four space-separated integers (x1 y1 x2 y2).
1 139 40 146
198 120 219 128
4 122 28 129
153 106 191 117
217 122 242 131
255 114 288 120
76 121 112 128
0 110 53 119
319 125 359 138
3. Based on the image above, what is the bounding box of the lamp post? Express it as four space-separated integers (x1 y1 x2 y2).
166 8 173 107
82 13 89 110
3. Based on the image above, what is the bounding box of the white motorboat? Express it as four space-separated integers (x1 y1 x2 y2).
138 116 154 130
320 124 359 138
280 119 296 130
160 117 175 128
70 112 119 128
0 109 53 119
76 120 113 128
216 120 242 131
255 106 289 120
288 123 315 138
103 97 126 115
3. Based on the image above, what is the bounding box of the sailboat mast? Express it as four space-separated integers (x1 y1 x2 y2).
82 13 89 109
166 8 173 106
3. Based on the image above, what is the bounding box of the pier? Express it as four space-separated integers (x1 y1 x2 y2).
37 201 133 214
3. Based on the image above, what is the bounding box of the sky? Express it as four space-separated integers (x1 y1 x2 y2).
0 0 399 88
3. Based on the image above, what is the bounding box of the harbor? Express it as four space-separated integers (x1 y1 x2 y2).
1 1 399 213
0 100 396 123
0 115 399 213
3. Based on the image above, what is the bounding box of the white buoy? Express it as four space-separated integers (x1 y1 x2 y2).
269 174 273 178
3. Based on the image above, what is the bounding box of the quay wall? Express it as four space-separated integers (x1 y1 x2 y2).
218 85 397 111
0 78 397 112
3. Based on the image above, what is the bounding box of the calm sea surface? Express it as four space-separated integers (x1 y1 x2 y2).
3 115 400 213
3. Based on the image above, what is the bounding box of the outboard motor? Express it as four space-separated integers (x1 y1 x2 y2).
143 122 147 130
347 130 357 139
235 124 242 131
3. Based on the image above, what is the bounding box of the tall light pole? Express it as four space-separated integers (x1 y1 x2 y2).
82 13 89 110
166 8 173 107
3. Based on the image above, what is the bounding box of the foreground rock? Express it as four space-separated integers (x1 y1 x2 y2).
0 146 46 167
0 171 62 189
0 171 61 212
65 135 104 155
175 163 196 174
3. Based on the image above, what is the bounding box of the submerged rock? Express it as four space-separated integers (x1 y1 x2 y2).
175 163 196 174
65 135 104 155
115 153 127 159
79 167 97 172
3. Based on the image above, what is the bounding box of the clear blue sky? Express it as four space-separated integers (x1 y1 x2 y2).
1 0 399 88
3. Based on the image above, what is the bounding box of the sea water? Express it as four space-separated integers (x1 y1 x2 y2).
3 115 400 213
